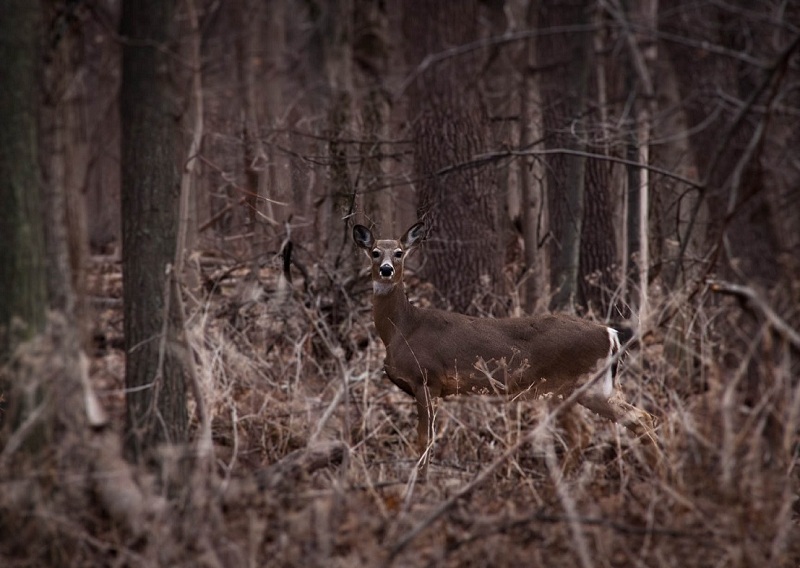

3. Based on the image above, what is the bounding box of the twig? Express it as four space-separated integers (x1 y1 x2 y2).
466 510 732 542
174 0 212 460
396 23 600 97
707 279 800 351
310 382 347 444
546 434 593 568
0 401 48 467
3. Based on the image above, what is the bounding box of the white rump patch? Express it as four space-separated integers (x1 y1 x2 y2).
601 327 621 398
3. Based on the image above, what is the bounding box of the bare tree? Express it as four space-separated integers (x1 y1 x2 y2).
0 0 47 364
354 0 393 230
234 0 267 264
403 0 502 313
39 1 91 335
580 157 618 316
120 0 188 459
0 0 46 438
537 0 593 312
607 0 658 326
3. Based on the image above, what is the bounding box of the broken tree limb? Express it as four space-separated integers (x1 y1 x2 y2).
256 441 348 491
707 279 800 351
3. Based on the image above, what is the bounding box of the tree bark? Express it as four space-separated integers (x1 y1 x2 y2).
537 0 592 312
580 157 618 316
177 0 204 294
354 0 393 231
324 0 355 266
403 0 501 313
39 1 89 328
617 0 657 326
235 0 264 254
0 0 47 363
263 0 291 232
519 0 550 313
120 0 188 459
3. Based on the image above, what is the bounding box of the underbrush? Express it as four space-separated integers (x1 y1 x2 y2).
1 255 798 567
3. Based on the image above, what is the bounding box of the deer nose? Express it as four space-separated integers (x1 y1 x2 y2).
379 264 394 278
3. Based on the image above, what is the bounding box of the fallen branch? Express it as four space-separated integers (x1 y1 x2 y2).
257 441 348 491
707 279 800 351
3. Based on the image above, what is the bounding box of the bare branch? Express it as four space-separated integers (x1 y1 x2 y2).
469 147 704 190
707 279 800 351
396 23 601 97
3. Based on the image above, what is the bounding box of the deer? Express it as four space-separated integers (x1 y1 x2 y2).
353 222 659 477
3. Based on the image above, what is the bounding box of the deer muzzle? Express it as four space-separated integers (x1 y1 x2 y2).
379 263 394 278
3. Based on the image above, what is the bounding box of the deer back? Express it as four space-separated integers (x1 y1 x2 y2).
382 304 615 399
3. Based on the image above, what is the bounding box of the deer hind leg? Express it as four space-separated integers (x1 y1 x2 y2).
578 393 662 467
414 385 435 479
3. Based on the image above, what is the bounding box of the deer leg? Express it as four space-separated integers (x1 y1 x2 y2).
414 385 434 479
578 393 662 466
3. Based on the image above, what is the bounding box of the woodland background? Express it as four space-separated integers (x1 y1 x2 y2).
1 0 799 566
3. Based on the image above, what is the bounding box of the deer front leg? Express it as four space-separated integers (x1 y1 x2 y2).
414 385 434 479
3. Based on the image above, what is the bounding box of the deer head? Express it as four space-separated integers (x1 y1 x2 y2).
353 223 425 294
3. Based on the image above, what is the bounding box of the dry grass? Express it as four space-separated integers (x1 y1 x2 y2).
1 254 798 567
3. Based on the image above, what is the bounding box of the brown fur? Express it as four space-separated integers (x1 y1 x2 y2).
354 223 659 475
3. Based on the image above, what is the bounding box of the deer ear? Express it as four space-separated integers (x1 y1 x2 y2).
401 223 425 250
353 225 375 250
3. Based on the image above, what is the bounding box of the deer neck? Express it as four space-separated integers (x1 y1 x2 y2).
371 280 414 346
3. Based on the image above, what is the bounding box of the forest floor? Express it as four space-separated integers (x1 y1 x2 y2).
2 250 799 567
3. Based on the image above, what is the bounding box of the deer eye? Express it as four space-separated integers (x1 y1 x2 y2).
394 250 403 259
371 250 380 259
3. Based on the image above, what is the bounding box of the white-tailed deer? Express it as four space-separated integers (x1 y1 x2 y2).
353 223 658 476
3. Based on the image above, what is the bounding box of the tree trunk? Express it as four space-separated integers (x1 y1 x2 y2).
177 0 204 294
235 0 267 266
538 0 592 312
39 1 90 330
120 0 188 459
0 0 47 449
580 157 618 316
354 0 393 231
519 0 550 313
324 0 355 265
618 0 657 327
263 0 292 232
578 10 619 317
403 0 501 313
0 0 47 363
480 0 519 268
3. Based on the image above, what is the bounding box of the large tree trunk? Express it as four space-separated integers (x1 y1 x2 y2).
403 0 501 313
537 0 592 312
0 0 47 363
576 8 619 318
120 0 188 459
580 157 618 316
39 1 90 331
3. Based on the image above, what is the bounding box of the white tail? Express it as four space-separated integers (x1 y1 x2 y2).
354 223 658 476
